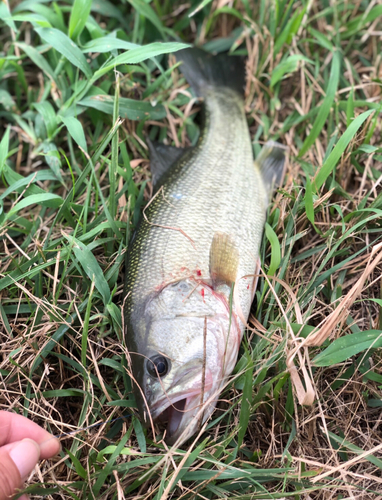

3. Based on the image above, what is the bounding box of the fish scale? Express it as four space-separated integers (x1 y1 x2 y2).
127 89 264 319
124 48 285 445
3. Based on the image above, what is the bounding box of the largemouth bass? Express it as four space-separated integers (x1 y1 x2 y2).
124 48 285 445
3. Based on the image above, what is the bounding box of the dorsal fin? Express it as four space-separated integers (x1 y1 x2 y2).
147 138 189 189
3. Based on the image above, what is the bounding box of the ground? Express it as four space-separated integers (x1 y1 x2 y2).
0 0 382 499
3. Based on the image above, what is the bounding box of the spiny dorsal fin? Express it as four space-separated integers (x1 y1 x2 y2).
209 232 239 287
256 141 287 198
147 138 189 189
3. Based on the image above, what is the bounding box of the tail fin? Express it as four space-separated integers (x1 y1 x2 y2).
175 48 245 97
256 141 287 196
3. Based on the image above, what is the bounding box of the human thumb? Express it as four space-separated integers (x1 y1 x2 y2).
0 439 40 500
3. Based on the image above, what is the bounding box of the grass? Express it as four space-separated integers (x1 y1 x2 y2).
1 0 382 498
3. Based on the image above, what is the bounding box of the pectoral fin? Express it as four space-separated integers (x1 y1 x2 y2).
147 138 190 189
209 232 239 287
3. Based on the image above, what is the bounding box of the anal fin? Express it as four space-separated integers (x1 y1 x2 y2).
209 232 239 288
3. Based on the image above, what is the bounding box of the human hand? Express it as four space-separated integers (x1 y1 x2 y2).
0 411 60 500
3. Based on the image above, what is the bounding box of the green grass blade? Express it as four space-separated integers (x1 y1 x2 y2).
82 36 139 53
92 42 189 81
34 101 58 140
60 116 88 153
11 12 51 27
0 127 10 172
271 55 313 88
78 95 167 120
189 0 213 17
92 432 130 495
6 193 62 219
45 118 121 244
16 42 56 81
126 0 167 38
63 234 111 305
346 88 354 127
237 350 254 452
109 75 119 233
298 50 341 157
313 109 375 191
308 27 334 51
68 0 92 40
304 175 315 226
274 4 307 55
1 168 57 200
327 430 382 468
313 330 382 367
82 280 95 367
0 1 17 32
264 222 281 276
35 27 92 78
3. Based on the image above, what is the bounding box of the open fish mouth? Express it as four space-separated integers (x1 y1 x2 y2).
156 398 187 437
148 364 216 443
152 393 204 444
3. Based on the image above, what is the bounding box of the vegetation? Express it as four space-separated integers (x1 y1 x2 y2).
1 0 382 498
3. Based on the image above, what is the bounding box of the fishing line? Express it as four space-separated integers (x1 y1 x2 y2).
41 414 131 446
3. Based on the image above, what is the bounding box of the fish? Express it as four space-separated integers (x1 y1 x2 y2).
124 47 285 446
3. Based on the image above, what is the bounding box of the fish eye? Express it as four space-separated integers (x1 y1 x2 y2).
146 355 170 378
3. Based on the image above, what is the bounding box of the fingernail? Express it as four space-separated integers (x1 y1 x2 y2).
9 439 40 480
39 436 62 457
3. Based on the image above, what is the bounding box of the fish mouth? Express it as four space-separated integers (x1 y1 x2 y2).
156 398 187 438
148 366 216 445
152 393 203 445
